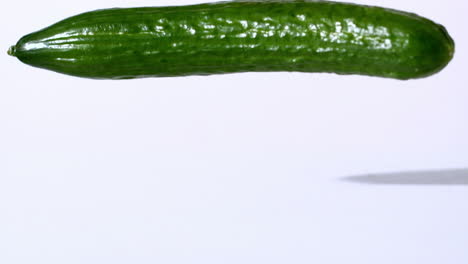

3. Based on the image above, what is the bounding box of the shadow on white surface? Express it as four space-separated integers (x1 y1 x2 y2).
342 168 468 185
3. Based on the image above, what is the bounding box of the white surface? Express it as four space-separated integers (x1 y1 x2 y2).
1 0 467 263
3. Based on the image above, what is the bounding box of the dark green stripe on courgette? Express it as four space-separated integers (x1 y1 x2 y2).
8 0 455 80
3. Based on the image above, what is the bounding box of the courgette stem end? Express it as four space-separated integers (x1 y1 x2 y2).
7 45 16 57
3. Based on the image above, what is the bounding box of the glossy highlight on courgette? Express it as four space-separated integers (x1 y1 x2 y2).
8 0 455 80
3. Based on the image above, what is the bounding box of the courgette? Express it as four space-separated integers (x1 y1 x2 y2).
8 0 455 80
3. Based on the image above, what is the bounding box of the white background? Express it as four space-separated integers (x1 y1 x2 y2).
1 0 467 263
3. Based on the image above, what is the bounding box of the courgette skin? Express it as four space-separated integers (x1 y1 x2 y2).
8 1 454 80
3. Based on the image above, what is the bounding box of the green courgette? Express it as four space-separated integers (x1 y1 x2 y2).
8 0 455 80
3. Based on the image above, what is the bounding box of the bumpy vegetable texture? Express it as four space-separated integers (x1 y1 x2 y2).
8 0 454 80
